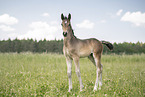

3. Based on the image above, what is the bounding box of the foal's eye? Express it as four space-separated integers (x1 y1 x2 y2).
61 24 63 26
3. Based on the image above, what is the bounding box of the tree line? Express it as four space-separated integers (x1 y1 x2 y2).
0 38 145 54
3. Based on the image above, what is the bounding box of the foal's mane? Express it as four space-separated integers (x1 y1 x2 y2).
64 17 67 19
72 30 77 38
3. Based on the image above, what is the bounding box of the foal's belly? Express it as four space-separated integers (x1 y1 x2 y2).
79 49 92 58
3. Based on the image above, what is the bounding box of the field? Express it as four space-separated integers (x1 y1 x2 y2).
0 53 144 96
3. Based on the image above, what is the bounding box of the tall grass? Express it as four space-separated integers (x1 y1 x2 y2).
0 53 144 96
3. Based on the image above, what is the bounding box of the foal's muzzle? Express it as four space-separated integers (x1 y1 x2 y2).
63 32 67 37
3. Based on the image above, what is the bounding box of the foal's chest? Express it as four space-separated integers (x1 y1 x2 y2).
64 48 69 55
63 47 71 56
63 45 77 58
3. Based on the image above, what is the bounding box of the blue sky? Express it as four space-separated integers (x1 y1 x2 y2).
0 0 145 43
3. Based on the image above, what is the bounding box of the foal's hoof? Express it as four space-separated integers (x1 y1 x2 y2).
80 88 84 92
93 87 98 91
93 87 101 91
68 89 72 92
98 87 101 90
80 85 84 92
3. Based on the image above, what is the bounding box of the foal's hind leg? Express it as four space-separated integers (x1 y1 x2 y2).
88 54 96 66
93 53 103 91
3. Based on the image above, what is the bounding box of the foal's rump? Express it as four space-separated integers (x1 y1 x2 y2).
79 39 113 56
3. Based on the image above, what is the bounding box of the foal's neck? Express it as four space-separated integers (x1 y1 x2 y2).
66 25 77 39
63 26 77 45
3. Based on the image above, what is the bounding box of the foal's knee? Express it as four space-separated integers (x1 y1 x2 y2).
97 67 102 74
67 72 71 78
76 70 81 77
101 64 103 69
98 64 103 70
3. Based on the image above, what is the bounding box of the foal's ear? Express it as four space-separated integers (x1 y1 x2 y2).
68 13 71 20
61 13 64 20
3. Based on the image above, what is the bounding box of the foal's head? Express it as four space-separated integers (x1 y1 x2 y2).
61 13 72 37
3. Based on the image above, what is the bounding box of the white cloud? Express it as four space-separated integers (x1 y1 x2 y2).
76 20 94 29
50 21 59 25
116 9 123 16
121 11 145 27
100 20 106 23
0 14 18 25
42 13 50 17
0 25 15 31
19 21 59 40
0 14 18 32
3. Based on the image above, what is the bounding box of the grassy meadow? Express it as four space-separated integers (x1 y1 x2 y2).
0 53 144 96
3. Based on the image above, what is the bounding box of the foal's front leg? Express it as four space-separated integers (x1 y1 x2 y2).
73 58 84 91
66 58 72 92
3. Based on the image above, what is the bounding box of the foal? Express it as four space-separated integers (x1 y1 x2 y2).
61 13 113 92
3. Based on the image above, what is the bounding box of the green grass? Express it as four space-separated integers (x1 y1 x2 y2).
0 53 144 96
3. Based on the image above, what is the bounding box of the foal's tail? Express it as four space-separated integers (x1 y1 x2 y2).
101 41 113 51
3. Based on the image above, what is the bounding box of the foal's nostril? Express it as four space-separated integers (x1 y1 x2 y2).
63 32 67 37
